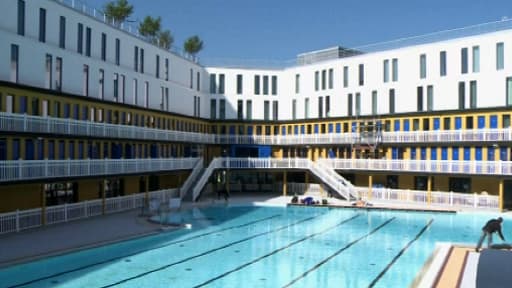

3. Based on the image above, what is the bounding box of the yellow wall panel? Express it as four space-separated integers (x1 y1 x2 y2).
0 184 41 212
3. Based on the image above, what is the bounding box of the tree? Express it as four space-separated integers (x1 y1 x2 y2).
103 0 133 26
138 16 161 43
183 35 203 60
158 30 173 50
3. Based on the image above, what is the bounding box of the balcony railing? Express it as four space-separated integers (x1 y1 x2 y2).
0 157 199 182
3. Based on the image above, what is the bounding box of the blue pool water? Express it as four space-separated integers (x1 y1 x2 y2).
0 206 504 288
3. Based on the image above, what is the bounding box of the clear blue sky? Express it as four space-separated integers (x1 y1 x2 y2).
84 0 512 61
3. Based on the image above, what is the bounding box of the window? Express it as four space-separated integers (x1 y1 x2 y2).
99 69 104 99
45 54 52 89
134 46 139 72
59 16 66 49
507 77 512 106
417 86 423 111
427 85 433 111
295 74 300 93
165 87 169 111
420 54 426 79
263 76 269 95
83 65 89 96
196 72 200 91
17 0 25 36
210 74 216 93
85 27 91 57
19 96 27 113
77 23 83 54
305 98 310 119
271 75 277 95
210 99 217 119
140 48 144 73
343 66 348 87
328 69 333 89
358 64 364 86
237 100 243 119
11 44 19 83
254 75 260 95
472 46 480 73
132 79 138 105
246 100 252 120
292 99 297 120
192 96 196 116
144 81 149 107
189 69 193 88
101 33 106 61
155 55 160 78
440 51 447 76
383 59 389 82
264 101 270 120
458 82 465 109
115 38 120 66
219 99 226 119
321 70 326 90
347 94 353 116
165 58 169 81
355 93 361 116
55 57 62 91
470 80 477 109
372 91 377 115
196 96 200 117
272 100 278 120
39 8 46 42
497 42 504 70
389 89 395 114
318 96 323 118
236 74 243 94
325 95 330 117
315 71 319 91
113 73 119 101
218 74 225 94
392 58 398 82
461 48 468 74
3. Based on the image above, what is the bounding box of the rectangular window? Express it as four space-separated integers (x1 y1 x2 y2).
472 46 480 73
85 27 91 57
343 66 348 87
347 93 353 116
115 38 120 66
420 54 426 79
236 74 243 94
389 89 395 114
83 64 89 96
144 81 149 107
155 55 160 78
45 54 52 89
190 69 193 89
210 99 217 119
328 69 333 89
295 74 300 93
219 99 226 119
272 100 278 120
196 72 200 91
372 90 377 115
440 51 447 76
458 81 465 109
383 59 389 83
321 70 326 90
210 74 216 93
271 75 277 95
99 69 104 99
113 73 119 101
461 48 468 74
77 23 83 54
427 85 433 111
196 96 200 117
392 58 398 81
101 33 106 61
140 48 144 73
246 100 252 120
292 99 297 120
192 96 196 116
254 75 260 95
134 46 139 72
218 74 225 94
264 101 270 120
305 98 310 119
497 42 504 70
55 57 62 91
59 16 66 49
355 93 361 116
470 80 477 109
132 79 138 105
165 87 169 111
121 75 125 103
263 75 269 95
417 86 423 111
19 96 27 113
507 77 512 106
318 96 323 118
315 71 319 91
237 100 243 120
165 58 169 81
358 64 364 86
325 95 330 117
39 8 46 42
11 44 19 83
17 0 25 36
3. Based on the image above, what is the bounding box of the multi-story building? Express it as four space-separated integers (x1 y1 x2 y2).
1 0 512 217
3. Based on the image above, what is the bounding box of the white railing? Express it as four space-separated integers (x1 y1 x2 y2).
354 187 499 210
382 128 512 144
321 158 512 176
0 157 199 182
179 158 204 199
192 158 221 202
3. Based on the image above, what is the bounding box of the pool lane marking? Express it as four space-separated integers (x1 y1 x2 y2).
282 217 397 288
7 214 282 288
98 213 328 288
192 214 362 288
367 218 434 288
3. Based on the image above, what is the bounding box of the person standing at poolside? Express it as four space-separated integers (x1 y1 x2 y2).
476 217 505 252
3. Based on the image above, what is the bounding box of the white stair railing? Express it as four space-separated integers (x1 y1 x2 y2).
192 158 221 202
179 158 204 199
307 160 355 201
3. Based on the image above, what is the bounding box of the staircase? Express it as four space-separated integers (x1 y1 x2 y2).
179 158 203 201
191 158 221 202
307 159 357 201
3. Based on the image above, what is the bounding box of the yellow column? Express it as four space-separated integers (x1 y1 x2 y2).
101 180 106 215
499 179 504 212
427 176 432 205
41 184 46 226
368 175 373 200
283 171 288 196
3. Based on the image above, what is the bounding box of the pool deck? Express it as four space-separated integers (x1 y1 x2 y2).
0 193 506 287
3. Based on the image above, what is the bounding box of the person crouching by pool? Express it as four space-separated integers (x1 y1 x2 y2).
476 217 505 252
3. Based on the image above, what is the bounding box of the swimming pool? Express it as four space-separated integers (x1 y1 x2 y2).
0 205 502 287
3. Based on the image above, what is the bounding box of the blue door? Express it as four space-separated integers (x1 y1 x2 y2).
68 142 74 159
394 120 400 131
488 147 495 161
464 147 471 160
478 116 485 129
0 139 6 160
59 141 65 159
455 117 462 130
421 147 427 160
433 118 440 130
25 139 34 160
314 124 319 134
247 126 253 135
410 148 416 160
392 147 398 159
125 144 133 159
352 122 357 132
281 126 286 135
48 140 54 160
501 147 508 161
37 140 44 160
404 119 410 131
328 123 333 133
441 147 448 160
431 147 437 160
452 147 459 160
475 147 482 160
490 115 498 128
301 125 305 134
229 126 236 135
336 123 341 133
150 144 158 158
294 125 299 135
